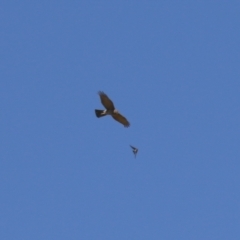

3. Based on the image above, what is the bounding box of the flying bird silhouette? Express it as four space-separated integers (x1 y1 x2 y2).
95 91 130 127
130 145 138 158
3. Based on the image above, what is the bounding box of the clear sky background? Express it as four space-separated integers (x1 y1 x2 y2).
1 1 240 239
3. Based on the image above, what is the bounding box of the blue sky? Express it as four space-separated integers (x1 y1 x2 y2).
1 1 240 239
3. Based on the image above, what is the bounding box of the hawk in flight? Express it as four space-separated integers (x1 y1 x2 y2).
95 91 130 127
130 145 138 158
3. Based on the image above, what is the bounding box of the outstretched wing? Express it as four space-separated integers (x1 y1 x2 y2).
98 91 115 110
112 112 130 127
130 145 136 150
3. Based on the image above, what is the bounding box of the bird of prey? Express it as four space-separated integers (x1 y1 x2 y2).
130 145 138 158
95 91 130 127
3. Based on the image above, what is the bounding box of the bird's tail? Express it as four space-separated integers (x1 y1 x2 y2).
95 109 106 118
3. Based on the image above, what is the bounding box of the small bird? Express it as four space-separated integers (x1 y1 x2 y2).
130 145 138 158
95 91 130 127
